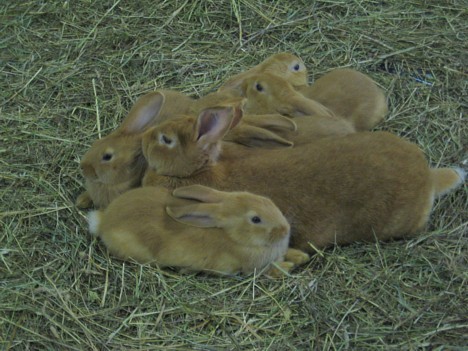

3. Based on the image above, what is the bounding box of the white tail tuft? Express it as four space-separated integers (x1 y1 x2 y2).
87 211 101 236
453 167 466 184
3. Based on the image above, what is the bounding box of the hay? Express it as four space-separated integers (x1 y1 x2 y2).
1 0 466 349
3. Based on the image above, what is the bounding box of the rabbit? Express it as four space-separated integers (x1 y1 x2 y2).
239 72 335 118
218 52 308 95
88 184 310 276
77 90 192 209
141 106 466 253
218 54 386 131
76 91 297 209
297 69 388 131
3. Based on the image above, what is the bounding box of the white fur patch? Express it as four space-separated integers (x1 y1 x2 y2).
453 167 466 184
87 211 101 236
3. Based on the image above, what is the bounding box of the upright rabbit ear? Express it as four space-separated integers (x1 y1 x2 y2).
166 204 221 228
195 107 235 144
120 92 166 134
224 125 293 148
172 184 226 203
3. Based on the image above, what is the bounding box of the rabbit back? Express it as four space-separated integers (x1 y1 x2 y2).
299 69 388 131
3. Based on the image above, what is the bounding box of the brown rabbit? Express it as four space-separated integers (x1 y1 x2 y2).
297 69 388 131
88 184 310 275
76 92 297 209
218 54 387 131
76 91 182 209
141 106 466 253
239 73 335 118
218 52 308 94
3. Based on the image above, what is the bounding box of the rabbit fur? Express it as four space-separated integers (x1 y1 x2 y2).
218 52 308 94
141 106 465 253
88 184 309 275
297 69 388 131
239 72 335 118
77 91 293 208
217 52 387 131
77 91 184 209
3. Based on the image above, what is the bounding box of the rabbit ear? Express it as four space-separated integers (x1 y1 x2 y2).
224 125 293 148
195 107 235 144
289 95 334 118
242 114 297 132
172 184 226 203
219 74 247 93
120 92 166 134
166 204 221 228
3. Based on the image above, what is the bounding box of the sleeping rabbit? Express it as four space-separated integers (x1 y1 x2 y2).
141 105 466 253
88 184 310 275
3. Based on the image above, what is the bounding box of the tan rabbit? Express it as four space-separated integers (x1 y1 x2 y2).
297 69 388 131
88 184 310 275
77 91 187 209
141 106 466 253
218 52 308 94
76 92 297 209
218 55 386 131
239 72 335 118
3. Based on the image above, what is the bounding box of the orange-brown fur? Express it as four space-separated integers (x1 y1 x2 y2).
240 73 335 118
298 69 388 131
218 52 308 94
141 108 464 253
89 185 309 275
224 114 355 147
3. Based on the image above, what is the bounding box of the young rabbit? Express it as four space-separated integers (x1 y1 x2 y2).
297 69 388 131
77 91 187 209
88 184 310 275
76 92 296 208
239 72 335 118
218 52 308 95
218 54 387 131
141 106 466 253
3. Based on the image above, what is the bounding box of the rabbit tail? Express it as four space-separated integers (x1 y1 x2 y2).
431 167 466 197
87 210 102 237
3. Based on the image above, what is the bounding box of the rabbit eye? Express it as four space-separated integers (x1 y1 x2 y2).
160 134 173 145
102 153 113 161
251 216 262 224
255 83 264 92
293 63 300 71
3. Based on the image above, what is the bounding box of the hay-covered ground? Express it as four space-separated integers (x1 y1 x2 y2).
1 1 467 350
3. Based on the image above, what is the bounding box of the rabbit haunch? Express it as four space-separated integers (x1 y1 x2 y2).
87 185 310 275
142 107 465 253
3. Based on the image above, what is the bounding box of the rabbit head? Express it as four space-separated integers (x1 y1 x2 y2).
241 73 334 118
80 133 146 185
260 52 308 87
142 106 241 177
166 184 291 248
220 52 308 94
79 91 167 209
